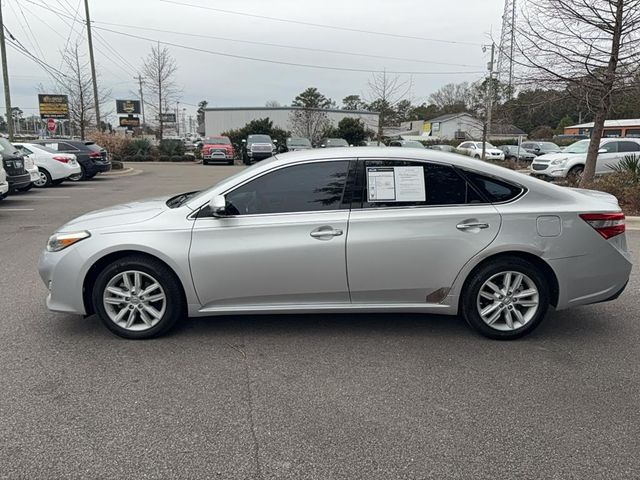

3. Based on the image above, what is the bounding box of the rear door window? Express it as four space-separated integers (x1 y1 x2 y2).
59 142 80 152
358 160 484 208
617 141 640 153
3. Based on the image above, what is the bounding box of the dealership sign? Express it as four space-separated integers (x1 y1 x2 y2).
38 94 69 119
116 99 141 115
119 116 141 128
159 113 176 123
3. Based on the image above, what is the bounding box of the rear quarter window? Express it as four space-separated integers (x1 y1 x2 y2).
463 170 524 203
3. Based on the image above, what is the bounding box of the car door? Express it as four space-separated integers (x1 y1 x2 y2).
190 159 355 309
596 141 619 173
608 140 640 171
346 159 501 304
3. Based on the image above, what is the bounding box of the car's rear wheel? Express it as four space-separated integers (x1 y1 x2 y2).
17 184 33 192
34 169 52 188
92 256 185 339
68 166 84 182
461 257 550 340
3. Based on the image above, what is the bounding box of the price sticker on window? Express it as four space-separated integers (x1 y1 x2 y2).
367 166 426 202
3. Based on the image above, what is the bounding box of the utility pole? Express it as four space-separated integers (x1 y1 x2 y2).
482 42 495 161
175 101 180 136
84 0 101 132
0 2 14 141
135 74 145 126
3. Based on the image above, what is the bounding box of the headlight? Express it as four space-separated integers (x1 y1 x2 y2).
46 231 91 252
550 158 568 166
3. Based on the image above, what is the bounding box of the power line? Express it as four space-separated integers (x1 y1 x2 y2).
91 21 485 69
6 0 45 61
158 0 484 47
94 26 485 76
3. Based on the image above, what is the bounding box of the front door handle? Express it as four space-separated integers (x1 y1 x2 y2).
310 227 344 239
456 222 490 231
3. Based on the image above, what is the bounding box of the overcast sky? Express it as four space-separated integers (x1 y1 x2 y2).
3 0 505 127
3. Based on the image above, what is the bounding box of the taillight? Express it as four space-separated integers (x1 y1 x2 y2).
89 152 102 158
579 212 625 239
52 156 70 163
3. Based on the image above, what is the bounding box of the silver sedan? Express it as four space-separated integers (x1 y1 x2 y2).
39 148 633 340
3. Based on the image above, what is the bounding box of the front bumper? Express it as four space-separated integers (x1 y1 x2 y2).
38 246 88 315
0 181 8 198
530 164 568 179
204 152 234 160
27 166 40 182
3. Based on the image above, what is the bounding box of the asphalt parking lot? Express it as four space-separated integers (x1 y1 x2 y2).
0 163 639 479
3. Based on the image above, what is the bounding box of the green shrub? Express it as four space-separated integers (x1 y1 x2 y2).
143 155 155 162
111 160 124 170
608 154 640 183
159 155 171 162
125 138 152 156
159 139 185 157
588 172 640 215
170 155 184 162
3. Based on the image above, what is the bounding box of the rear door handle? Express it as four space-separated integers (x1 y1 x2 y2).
310 227 343 239
456 222 490 230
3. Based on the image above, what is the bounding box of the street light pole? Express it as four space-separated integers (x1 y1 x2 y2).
0 2 14 141
482 42 496 161
84 0 101 132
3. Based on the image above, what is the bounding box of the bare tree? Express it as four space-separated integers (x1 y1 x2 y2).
515 0 640 184
265 100 281 108
428 82 471 113
53 44 111 139
366 71 412 143
142 44 179 140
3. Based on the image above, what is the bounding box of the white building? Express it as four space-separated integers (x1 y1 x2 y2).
203 106 379 137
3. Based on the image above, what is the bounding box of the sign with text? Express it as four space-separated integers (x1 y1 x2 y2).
38 94 69 119
119 116 141 128
116 99 141 115
159 113 176 123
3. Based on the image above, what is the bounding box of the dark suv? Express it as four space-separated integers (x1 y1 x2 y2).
32 139 111 180
520 141 562 157
0 138 31 192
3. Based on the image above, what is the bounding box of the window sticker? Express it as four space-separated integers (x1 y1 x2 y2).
367 166 426 202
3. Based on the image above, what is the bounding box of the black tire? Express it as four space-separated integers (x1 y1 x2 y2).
461 257 550 340
227 159 234 165
84 172 97 180
68 166 84 182
203 159 208 165
52 179 64 186
506 155 516 161
17 184 33 192
568 165 584 182
35 168 52 188
92 255 186 339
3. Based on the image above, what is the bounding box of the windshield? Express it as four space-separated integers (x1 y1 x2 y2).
475 142 496 149
403 141 424 148
325 138 348 147
248 135 272 144
0 138 19 155
564 139 591 154
287 137 311 147
185 156 280 207
205 137 231 145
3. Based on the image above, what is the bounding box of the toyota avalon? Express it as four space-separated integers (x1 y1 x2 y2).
39 148 632 340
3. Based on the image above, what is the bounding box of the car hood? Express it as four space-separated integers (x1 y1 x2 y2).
535 152 577 161
59 197 169 232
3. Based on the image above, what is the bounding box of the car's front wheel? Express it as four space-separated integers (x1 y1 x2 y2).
461 257 550 340
92 255 185 339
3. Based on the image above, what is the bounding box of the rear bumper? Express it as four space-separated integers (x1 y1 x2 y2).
550 246 633 310
8 173 32 191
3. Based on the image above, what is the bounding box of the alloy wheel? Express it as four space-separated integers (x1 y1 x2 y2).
34 171 48 187
476 271 539 331
102 270 166 331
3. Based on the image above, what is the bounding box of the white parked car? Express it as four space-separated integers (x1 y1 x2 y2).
14 143 81 188
457 141 505 161
0 161 8 200
16 156 40 192
530 138 640 181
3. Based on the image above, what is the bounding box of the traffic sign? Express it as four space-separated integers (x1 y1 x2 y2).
47 118 56 133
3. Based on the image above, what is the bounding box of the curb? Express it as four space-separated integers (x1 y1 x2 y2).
101 168 142 177
124 161 200 166
627 216 640 231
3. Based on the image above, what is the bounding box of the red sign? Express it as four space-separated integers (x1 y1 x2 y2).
47 118 56 133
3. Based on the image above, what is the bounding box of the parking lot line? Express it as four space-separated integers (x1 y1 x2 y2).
11 196 71 199
67 187 95 190
0 208 35 212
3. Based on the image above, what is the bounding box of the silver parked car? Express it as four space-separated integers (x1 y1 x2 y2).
39 148 632 340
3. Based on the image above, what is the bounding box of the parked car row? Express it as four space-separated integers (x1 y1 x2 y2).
0 138 111 202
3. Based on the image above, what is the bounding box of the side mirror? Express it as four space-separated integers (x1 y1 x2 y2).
241 139 247 144
209 195 227 217
598 148 607 154
273 139 278 143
